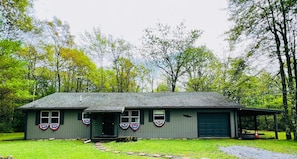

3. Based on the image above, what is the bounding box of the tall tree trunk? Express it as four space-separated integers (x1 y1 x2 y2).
280 0 294 138
267 0 292 139
291 25 297 140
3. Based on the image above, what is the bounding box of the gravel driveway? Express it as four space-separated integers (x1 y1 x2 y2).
219 146 297 159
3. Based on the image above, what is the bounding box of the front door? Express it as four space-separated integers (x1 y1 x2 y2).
102 114 115 136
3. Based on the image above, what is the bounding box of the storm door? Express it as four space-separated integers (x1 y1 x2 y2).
102 113 115 136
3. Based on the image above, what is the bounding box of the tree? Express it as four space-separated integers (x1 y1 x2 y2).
0 0 33 39
108 37 138 92
113 57 138 92
17 19 50 98
0 40 32 132
80 27 108 91
227 0 297 140
155 82 170 92
60 48 96 92
135 64 151 92
43 17 74 92
184 46 220 92
141 22 202 92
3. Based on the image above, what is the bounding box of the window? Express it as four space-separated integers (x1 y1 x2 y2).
51 111 60 123
82 112 91 120
153 110 165 120
120 111 130 123
39 110 61 131
41 111 50 124
82 112 91 125
40 110 60 124
120 110 140 123
131 110 139 123
120 110 140 130
153 110 166 127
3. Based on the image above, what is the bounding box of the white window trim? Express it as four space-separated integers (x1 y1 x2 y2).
40 110 60 124
120 111 129 124
40 110 50 124
130 110 140 124
153 110 165 121
81 112 91 125
153 110 166 127
120 110 140 124
82 112 91 120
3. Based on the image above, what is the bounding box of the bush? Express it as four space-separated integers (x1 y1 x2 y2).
12 110 25 132
0 123 14 133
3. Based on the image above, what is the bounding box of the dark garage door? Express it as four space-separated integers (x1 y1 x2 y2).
198 113 230 137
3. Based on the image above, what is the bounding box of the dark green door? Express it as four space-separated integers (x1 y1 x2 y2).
198 113 230 137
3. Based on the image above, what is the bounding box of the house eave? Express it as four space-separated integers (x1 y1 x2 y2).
84 106 125 113
18 107 88 110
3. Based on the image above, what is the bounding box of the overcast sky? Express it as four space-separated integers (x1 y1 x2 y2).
34 0 231 58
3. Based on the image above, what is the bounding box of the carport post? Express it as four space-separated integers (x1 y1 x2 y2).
254 115 257 131
274 113 278 139
90 115 93 139
239 115 242 135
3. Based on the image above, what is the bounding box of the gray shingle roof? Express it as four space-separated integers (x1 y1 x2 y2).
19 92 243 111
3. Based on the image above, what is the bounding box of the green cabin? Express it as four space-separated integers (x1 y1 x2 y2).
19 92 280 140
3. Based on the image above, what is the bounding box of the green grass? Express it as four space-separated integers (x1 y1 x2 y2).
0 132 24 141
0 132 297 159
103 139 297 159
0 140 150 159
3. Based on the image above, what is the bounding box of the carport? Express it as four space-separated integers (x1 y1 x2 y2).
237 108 283 139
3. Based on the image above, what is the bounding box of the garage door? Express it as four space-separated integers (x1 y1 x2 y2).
198 113 230 137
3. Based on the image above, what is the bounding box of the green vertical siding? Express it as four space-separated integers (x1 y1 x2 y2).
26 110 90 139
118 109 237 138
119 109 197 138
25 109 237 139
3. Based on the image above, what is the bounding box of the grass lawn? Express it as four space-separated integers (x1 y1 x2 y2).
0 132 24 141
0 132 297 159
103 138 297 159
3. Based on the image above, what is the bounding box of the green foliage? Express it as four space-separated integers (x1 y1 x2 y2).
43 17 74 92
0 40 32 132
185 46 220 92
87 68 116 92
1 0 296 134
155 82 170 92
60 48 96 92
0 0 33 39
227 0 297 138
113 57 138 92
142 22 202 92
222 58 282 109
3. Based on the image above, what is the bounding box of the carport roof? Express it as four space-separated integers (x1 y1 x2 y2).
238 108 283 116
